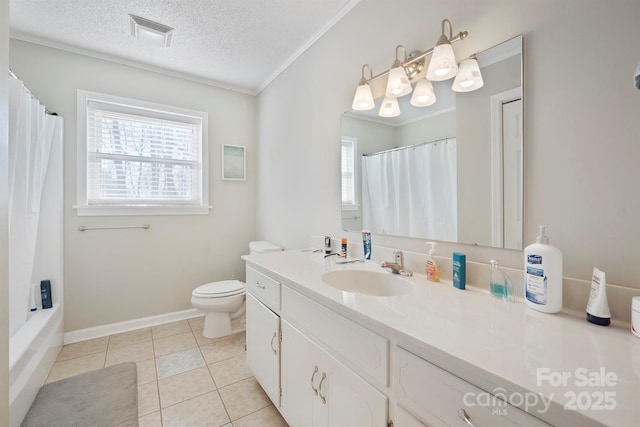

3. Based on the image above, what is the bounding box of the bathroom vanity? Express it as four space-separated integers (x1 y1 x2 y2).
244 250 640 427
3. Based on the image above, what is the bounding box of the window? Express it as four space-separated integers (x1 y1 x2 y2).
341 136 358 210
76 90 208 215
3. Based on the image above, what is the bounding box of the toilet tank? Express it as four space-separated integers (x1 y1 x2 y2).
249 241 283 255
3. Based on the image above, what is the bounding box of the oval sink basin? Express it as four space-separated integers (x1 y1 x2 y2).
321 270 415 296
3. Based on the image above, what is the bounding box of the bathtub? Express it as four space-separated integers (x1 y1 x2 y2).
9 304 63 427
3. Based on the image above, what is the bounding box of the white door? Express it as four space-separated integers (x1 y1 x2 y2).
490 88 523 249
502 98 522 250
322 346 388 427
280 320 319 426
282 320 387 427
246 293 281 406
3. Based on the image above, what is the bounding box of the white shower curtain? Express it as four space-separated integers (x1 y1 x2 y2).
8 76 63 336
362 138 457 240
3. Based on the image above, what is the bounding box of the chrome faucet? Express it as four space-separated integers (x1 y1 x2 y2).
381 251 413 276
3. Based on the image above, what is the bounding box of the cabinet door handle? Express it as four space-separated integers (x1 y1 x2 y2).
310 366 319 395
270 332 278 354
457 409 477 427
318 372 327 404
255 281 266 289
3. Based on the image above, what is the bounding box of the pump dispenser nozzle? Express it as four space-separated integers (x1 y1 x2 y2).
536 225 549 244
426 242 436 255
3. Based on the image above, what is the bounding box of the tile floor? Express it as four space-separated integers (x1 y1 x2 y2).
46 318 288 427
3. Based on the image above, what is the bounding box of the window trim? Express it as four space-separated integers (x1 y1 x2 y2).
76 90 209 216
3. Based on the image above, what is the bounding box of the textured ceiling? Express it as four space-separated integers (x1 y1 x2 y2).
9 0 359 94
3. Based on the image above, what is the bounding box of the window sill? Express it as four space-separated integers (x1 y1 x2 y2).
74 204 211 217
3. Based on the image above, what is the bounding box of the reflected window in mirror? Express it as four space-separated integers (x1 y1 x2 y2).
341 136 358 211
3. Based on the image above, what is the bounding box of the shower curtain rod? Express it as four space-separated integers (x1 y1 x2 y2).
8 68 56 115
362 136 454 157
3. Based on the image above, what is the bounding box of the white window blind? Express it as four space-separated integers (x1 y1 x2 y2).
341 137 357 209
77 90 209 216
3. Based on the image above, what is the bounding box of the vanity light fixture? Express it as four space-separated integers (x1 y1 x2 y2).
452 57 484 92
385 45 413 98
426 19 459 81
379 97 401 117
352 64 375 110
410 78 436 107
129 14 174 47
350 18 482 117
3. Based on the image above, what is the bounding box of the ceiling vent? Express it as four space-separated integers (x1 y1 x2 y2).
129 14 174 48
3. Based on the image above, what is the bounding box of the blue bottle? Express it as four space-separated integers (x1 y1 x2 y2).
453 253 466 290
40 280 52 309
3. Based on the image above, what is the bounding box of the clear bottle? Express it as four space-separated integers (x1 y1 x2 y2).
425 242 440 282
490 260 514 301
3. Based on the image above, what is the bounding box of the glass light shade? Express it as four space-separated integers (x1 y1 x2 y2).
351 83 375 111
410 79 436 107
385 66 412 98
378 97 400 117
452 58 484 92
426 43 458 81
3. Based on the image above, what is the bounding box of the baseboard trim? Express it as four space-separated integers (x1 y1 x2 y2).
63 308 203 344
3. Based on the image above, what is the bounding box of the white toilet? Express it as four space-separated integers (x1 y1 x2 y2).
191 241 282 338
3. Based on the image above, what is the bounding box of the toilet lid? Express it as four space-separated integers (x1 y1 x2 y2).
192 280 245 297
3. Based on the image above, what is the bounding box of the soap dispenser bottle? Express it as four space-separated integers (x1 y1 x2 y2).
524 225 563 313
490 260 514 301
425 242 440 282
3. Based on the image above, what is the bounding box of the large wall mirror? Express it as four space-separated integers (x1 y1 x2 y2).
341 35 523 250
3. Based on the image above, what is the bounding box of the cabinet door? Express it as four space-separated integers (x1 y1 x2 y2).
246 293 280 406
282 319 388 427
280 320 319 426
322 346 388 427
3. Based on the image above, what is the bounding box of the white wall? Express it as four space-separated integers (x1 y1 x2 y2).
257 0 640 290
9 40 258 331
1 1 11 424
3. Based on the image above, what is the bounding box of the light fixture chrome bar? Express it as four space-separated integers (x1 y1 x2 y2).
363 136 454 157
364 31 468 84
78 224 150 232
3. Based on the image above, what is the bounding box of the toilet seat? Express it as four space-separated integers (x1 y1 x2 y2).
192 280 245 298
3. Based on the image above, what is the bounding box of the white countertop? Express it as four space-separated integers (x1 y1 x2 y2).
243 250 640 427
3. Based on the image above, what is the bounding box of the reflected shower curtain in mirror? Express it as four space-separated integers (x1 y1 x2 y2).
8 76 62 336
361 139 457 240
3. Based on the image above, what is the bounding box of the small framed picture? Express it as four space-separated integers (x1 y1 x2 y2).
221 144 246 181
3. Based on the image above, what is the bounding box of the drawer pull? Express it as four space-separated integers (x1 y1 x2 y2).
318 372 327 404
311 366 319 395
270 332 278 354
255 281 266 289
457 409 477 427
